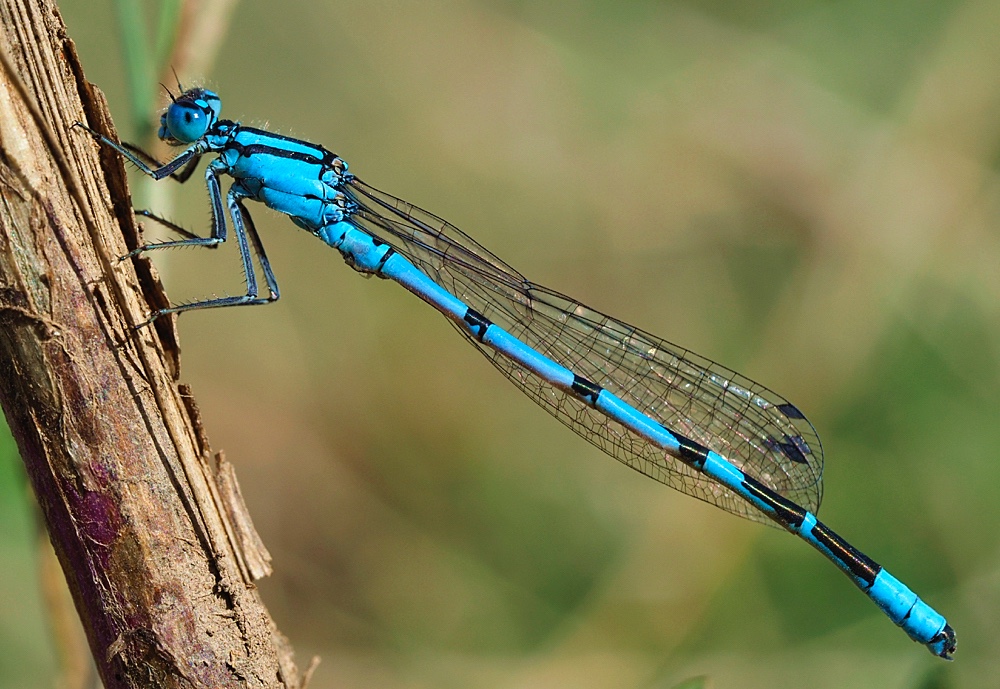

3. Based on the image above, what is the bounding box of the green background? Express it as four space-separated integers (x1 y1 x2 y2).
3 0 999 686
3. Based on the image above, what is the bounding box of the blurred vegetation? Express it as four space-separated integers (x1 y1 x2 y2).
4 0 1000 686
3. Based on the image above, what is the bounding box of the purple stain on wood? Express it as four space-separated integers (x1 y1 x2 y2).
73 486 123 563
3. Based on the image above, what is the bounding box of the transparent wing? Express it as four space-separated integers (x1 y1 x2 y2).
344 177 824 524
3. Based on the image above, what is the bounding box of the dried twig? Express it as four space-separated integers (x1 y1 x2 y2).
0 1 307 686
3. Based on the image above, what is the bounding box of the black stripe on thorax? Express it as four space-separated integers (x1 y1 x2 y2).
238 126 329 152
229 141 328 166
236 126 341 166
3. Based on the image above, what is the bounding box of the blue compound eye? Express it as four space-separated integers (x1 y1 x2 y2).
163 102 210 143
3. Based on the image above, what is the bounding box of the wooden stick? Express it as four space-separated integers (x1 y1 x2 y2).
0 1 311 686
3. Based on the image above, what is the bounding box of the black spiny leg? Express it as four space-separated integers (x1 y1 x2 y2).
72 122 206 180
122 157 229 266
142 179 279 323
120 142 203 183
133 209 208 244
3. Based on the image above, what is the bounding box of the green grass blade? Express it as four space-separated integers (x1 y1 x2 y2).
112 0 155 140
154 0 184 82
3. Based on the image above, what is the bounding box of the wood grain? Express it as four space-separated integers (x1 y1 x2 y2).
0 1 309 686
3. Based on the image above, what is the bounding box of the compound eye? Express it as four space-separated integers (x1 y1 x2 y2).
164 103 209 143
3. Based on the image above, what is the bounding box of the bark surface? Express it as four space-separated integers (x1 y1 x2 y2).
0 1 303 686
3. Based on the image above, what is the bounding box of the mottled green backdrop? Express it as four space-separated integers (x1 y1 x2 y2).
3 1 999 687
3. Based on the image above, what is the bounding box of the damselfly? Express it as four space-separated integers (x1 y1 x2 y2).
75 87 956 658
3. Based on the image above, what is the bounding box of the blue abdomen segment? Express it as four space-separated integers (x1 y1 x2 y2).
794 511 951 647
593 391 682 454
709 460 954 654
326 226 581 389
